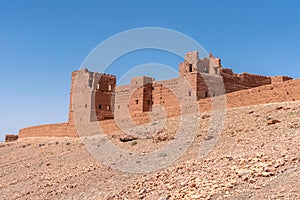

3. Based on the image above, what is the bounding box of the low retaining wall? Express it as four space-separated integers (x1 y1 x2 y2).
19 123 77 138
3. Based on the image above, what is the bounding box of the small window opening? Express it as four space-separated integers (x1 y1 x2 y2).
99 104 102 109
189 91 192 97
205 92 209 98
108 85 112 91
107 106 110 111
85 104 87 108
97 84 100 90
118 105 120 109
135 100 139 104
147 100 150 105
189 64 193 72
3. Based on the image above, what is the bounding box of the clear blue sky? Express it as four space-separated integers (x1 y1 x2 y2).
0 0 299 141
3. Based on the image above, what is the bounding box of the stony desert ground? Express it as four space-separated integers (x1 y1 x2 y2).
1 101 299 199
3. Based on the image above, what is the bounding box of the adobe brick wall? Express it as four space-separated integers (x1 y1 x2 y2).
16 52 298 139
220 68 272 94
93 74 116 121
271 76 293 84
199 78 300 112
19 123 77 138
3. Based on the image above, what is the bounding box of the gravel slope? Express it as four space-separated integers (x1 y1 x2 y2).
1 101 299 199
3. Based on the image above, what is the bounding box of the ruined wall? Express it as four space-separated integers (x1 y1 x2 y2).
199 78 300 112
220 68 272 94
19 123 77 138
181 52 222 75
271 76 293 84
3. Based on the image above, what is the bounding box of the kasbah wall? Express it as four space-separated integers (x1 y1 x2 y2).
16 51 300 139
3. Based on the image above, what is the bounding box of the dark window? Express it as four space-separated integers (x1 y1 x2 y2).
99 104 102 109
85 104 87 108
118 105 120 109
147 100 150 105
205 92 208 98
189 64 193 72
135 100 139 104
189 91 192 97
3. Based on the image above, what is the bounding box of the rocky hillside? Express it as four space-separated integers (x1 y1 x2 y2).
1 101 299 199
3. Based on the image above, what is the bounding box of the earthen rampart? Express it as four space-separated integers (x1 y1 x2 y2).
19 123 77 138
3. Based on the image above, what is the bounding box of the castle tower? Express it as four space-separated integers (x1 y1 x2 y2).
129 76 154 113
178 52 223 100
179 51 222 76
94 73 116 121
68 69 116 124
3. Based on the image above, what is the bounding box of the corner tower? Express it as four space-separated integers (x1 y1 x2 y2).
68 69 116 124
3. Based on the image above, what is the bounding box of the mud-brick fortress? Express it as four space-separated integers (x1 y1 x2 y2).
14 51 300 140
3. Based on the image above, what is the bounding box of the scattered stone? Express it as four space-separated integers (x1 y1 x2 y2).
119 135 138 142
275 106 284 110
267 119 281 125
262 172 272 177
201 114 210 119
